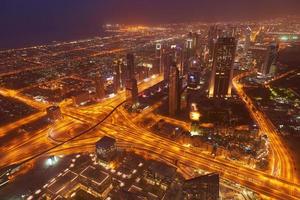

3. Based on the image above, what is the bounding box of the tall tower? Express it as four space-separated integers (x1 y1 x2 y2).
125 78 138 106
120 60 127 89
208 25 219 60
168 65 180 116
209 37 236 98
162 50 173 81
244 27 251 54
126 53 135 80
95 75 105 100
261 43 278 76
187 58 201 90
131 78 138 105
174 46 184 76
113 62 121 93
185 32 194 60
154 43 162 74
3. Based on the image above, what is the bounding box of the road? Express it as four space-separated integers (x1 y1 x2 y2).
0 74 164 167
0 72 299 199
232 72 297 184
42 103 300 200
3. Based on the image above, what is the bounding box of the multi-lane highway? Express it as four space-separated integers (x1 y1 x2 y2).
232 72 297 184
41 101 300 200
0 71 299 199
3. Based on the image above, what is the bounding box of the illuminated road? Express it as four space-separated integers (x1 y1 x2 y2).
45 105 300 200
0 71 299 199
232 72 297 184
264 69 297 86
102 107 300 199
0 74 164 167
0 88 48 110
0 111 46 138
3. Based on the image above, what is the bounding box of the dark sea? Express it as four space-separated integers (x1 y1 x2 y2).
0 1 108 50
0 28 107 51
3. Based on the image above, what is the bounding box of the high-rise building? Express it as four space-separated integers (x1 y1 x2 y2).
249 45 268 71
153 43 162 75
186 32 199 49
187 58 201 90
113 62 121 93
168 65 180 116
126 53 135 80
209 37 237 98
208 25 219 60
120 61 127 89
95 75 106 99
162 50 174 81
125 78 138 106
174 46 185 76
260 43 278 76
244 27 251 54
183 173 219 200
185 32 199 60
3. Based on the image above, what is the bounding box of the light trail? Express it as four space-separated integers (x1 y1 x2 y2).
232 72 297 184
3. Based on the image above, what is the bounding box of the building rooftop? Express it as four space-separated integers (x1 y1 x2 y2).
147 160 177 179
96 136 116 149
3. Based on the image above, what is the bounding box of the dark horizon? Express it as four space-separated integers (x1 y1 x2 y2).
1 0 300 50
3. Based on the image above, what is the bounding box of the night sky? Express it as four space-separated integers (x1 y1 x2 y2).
1 0 299 49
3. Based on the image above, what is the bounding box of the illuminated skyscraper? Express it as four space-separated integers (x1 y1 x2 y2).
113 62 121 93
186 32 193 46
185 32 199 60
95 75 105 99
120 60 127 88
260 43 278 76
244 27 251 54
173 46 185 75
168 64 180 116
126 53 135 80
125 78 138 106
209 37 236 98
208 25 219 60
162 50 174 81
187 58 201 90
155 43 162 74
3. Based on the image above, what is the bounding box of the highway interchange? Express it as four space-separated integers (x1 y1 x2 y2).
0 71 300 199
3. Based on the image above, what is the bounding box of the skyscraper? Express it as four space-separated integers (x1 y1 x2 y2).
120 60 127 89
113 62 121 93
162 50 174 81
126 53 135 80
168 64 180 116
125 78 138 106
260 43 278 76
209 37 237 98
95 75 105 100
244 27 251 54
187 58 201 90
208 25 219 60
174 46 185 76
154 43 162 74
185 32 199 60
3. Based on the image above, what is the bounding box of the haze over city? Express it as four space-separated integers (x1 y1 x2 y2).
1 0 300 49
0 1 300 200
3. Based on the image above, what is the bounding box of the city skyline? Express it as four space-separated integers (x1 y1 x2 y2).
1 0 300 49
1 2 300 200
